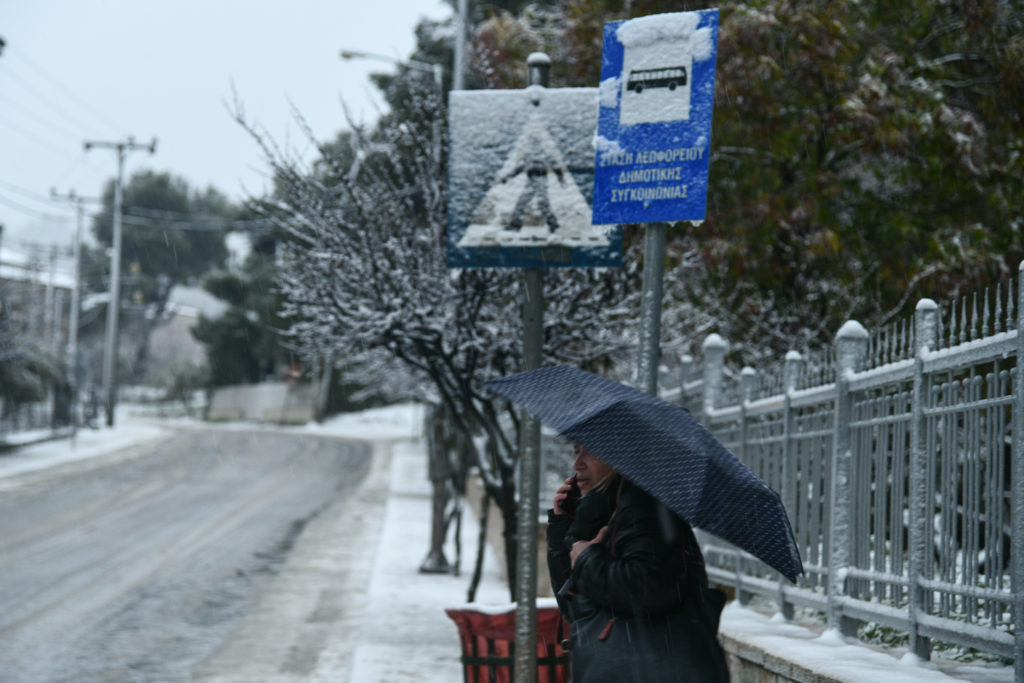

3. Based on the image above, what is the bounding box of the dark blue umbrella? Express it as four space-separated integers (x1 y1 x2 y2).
485 364 803 583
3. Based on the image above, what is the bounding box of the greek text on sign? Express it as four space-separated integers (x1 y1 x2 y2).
592 10 719 225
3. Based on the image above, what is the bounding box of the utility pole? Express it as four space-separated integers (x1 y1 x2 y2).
83 136 156 427
453 0 468 90
51 189 98 440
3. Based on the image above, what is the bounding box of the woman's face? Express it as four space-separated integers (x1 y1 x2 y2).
572 444 614 495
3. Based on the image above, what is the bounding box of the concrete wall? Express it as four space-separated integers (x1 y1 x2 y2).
721 633 837 683
207 382 315 424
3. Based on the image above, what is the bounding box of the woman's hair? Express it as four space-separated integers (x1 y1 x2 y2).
594 470 621 493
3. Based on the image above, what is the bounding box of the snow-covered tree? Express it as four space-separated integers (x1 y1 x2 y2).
237 77 641 593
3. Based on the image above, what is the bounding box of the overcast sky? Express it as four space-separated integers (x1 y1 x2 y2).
0 0 450 267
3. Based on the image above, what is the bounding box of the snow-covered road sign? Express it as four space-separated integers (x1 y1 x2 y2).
592 10 719 225
447 88 622 268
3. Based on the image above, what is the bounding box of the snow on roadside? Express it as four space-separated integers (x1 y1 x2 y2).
0 420 170 480
301 402 427 441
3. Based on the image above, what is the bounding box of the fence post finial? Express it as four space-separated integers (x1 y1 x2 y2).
740 366 756 403
915 299 938 354
784 350 803 393
835 321 869 375
702 333 728 419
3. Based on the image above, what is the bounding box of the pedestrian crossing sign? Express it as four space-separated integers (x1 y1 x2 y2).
447 88 622 269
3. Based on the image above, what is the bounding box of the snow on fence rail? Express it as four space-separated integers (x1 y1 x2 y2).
668 263 1023 676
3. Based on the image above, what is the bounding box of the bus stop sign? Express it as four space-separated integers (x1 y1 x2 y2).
592 10 719 225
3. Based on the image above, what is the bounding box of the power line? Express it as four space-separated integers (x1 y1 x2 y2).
0 191 73 223
0 178 77 208
0 108 92 163
120 214 273 232
1 66 107 144
1 65 114 144
0 86 95 143
10 237 77 263
7 49 126 136
119 206 273 231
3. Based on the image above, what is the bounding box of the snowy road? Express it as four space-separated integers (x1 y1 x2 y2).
0 427 370 683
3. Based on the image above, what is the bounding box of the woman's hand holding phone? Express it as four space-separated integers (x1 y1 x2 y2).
554 474 582 515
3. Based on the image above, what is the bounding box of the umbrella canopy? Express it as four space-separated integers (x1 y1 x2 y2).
485 365 803 583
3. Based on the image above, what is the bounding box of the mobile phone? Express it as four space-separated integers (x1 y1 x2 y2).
562 474 582 515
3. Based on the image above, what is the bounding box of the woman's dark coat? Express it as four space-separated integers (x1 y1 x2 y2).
547 479 729 682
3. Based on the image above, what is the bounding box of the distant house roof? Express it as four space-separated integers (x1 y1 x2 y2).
0 246 75 290
165 285 230 319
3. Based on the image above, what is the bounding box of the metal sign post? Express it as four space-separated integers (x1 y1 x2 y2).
591 10 720 394
448 53 622 682
515 53 547 683
516 265 543 683
636 222 667 395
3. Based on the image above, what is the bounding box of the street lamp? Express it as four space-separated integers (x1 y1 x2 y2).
339 49 443 93
339 49 444 166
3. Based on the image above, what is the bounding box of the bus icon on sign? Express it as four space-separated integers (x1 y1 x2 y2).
626 66 687 94
619 52 694 125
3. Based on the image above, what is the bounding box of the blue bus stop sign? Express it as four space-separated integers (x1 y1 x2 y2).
592 10 719 225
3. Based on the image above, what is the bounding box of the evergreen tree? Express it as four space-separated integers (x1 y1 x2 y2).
84 170 232 305
192 239 288 387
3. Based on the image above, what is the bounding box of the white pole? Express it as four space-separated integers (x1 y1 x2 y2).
102 145 125 427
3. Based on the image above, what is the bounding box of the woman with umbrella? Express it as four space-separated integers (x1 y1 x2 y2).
488 365 802 680
546 443 730 682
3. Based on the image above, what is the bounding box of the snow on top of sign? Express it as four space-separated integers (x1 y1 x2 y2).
449 88 598 148
526 84 545 105
599 77 620 108
617 12 714 61
594 134 625 156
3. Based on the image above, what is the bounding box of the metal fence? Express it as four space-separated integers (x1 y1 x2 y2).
0 400 57 437
666 264 1023 678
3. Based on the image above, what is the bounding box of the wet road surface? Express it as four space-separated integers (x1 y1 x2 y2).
0 426 370 682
